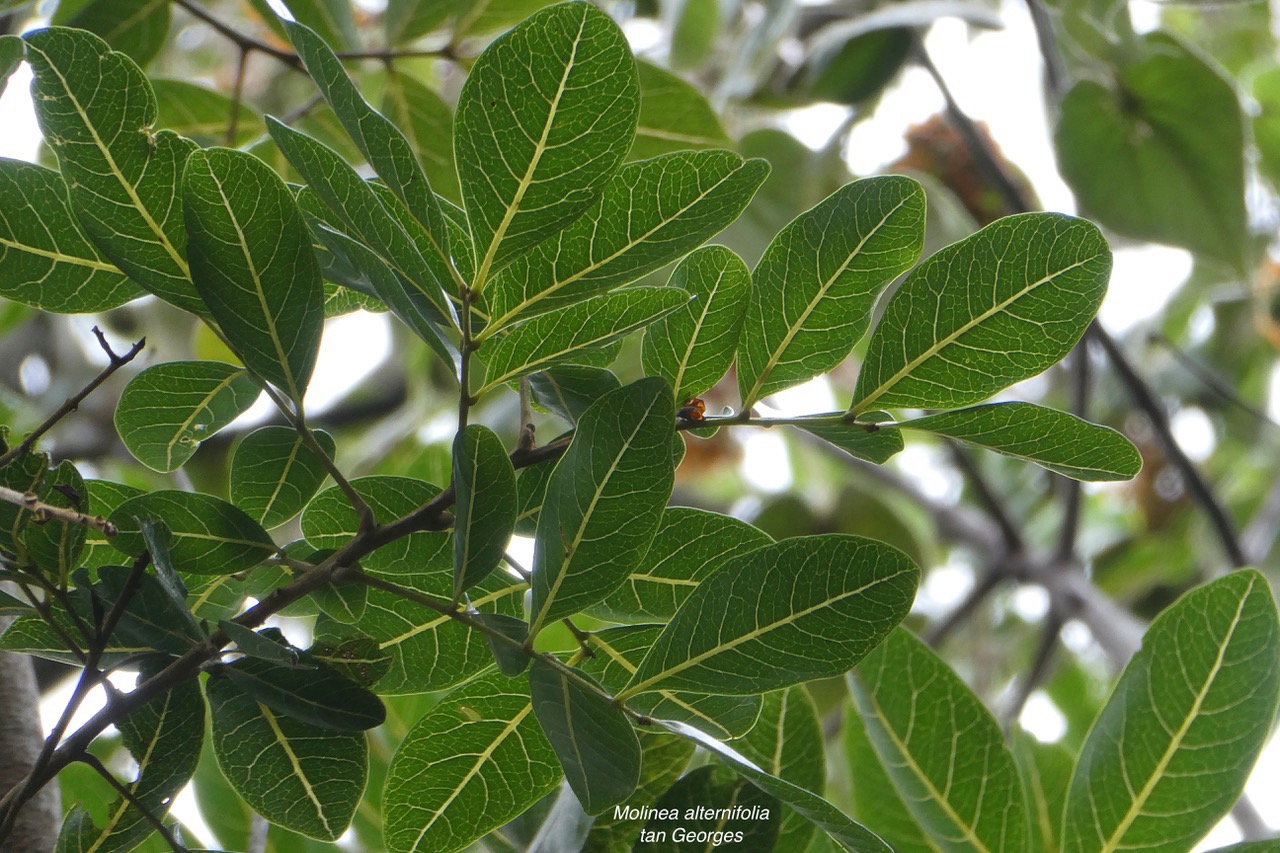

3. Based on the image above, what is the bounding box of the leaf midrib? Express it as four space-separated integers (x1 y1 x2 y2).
0 234 122 272
259 703 334 838
160 369 247 470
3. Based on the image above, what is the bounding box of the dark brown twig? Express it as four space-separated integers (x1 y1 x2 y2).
79 753 188 852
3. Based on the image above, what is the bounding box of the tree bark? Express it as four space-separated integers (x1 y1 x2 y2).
0 615 60 853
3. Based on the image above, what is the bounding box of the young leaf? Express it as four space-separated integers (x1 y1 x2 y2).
110 490 276 575
654 717 893 853
630 60 732 160
529 658 641 815
738 176 926 407
0 158 138 312
527 365 622 425
455 1 640 284
453 424 517 597
621 534 918 697
23 28 201 312
736 688 826 849
589 507 773 625
529 377 676 636
479 288 689 394
642 245 752 400
115 360 260 473
635 764 782 851
183 148 325 402
383 671 562 853
221 655 386 731
484 150 769 330
851 213 1111 414
581 625 763 740
1061 570 1280 853
1055 33 1246 273
849 628 1032 853
899 402 1142 482
207 670 367 841
283 18 454 282
382 71 460 204
230 426 336 528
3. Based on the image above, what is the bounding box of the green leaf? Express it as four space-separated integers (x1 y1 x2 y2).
582 734 695 852
207 670 367 841
385 0 453 45
307 633 392 687
479 288 689 394
589 507 772 625
1252 67 1280 190
0 158 138 312
23 460 85 584
529 658 640 815
669 0 719 69
654 717 893 853
799 417 905 464
152 79 264 146
382 71 460 204
453 0 557 39
849 628 1031 853
221 655 386 731
528 365 622 424
230 426 336 528
580 625 763 740
1055 33 1247 272
55 670 203 853
23 28 200 312
476 611 531 676
55 0 170 67
622 534 918 697
268 119 458 344
110 490 276 575
529 377 676 636
851 213 1111 414
283 19 454 283
484 150 768 330
455 1 639 284
90 564 204 656
81 480 144 570
516 455 557 536
0 36 22 94
219 620 308 667
383 671 561 853
1061 570 1280 853
630 60 731 160
738 176 925 407
635 764 782 851
301 475 448 572
183 148 324 402
0 449 46 561
843 699 939 853
899 402 1142 482
453 424 517 597
641 245 751 400
736 688 825 849
114 361 259 473
1013 731 1073 853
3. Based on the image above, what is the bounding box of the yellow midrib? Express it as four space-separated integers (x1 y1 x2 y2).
0 234 122 272
162 370 247 469
260 704 334 838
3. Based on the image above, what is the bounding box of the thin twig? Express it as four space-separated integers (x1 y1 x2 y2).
0 485 118 536
947 443 1025 554
925 569 1004 647
0 330 144 469
1055 347 1090 562
79 753 188 852
225 46 249 146
1001 611 1063 734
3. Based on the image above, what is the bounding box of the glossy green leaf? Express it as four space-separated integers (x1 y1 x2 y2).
851 213 1111 414
1061 570 1280 853
23 28 200 312
636 764 782 851
115 361 259 473
284 19 454 283
737 688 825 849
480 288 689 394
455 1 639 283
152 79 264 146
642 245 751 400
738 176 925 407
0 158 137 312
206 670 367 842
382 71 460 204
529 377 676 636
849 628 1031 853
800 417 905 464
527 365 622 425
221 655 386 731
843 699 939 853
110 490 276 575
655 717 893 852
630 60 731 160
622 534 918 697
55 0 170 67
453 424 516 596
590 507 772 625
484 150 768 330
230 426 336 528
1055 33 1246 272
55 670 203 853
582 734 695 853
383 671 561 853
581 625 763 740
529 658 640 815
183 148 324 401
899 402 1142 482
